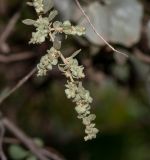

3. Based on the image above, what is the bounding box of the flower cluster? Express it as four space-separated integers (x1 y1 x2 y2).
60 56 85 79
67 58 85 79
29 16 49 44
51 20 86 36
62 21 86 36
33 0 44 13
37 47 59 76
65 81 98 141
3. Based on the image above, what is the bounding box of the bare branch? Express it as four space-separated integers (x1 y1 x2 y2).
0 11 20 44
3 137 65 160
0 11 20 53
0 67 36 105
134 49 150 64
0 51 36 63
0 120 7 160
1 118 65 160
2 118 49 160
74 0 128 57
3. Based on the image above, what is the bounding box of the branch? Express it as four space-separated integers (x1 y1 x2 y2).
2 118 49 160
1 118 65 160
74 0 128 57
0 11 20 44
3 137 65 160
0 51 36 63
0 120 7 160
134 49 150 64
0 67 36 105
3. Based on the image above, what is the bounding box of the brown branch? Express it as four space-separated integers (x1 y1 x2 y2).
0 11 20 53
0 11 20 44
0 120 7 160
3 137 20 144
74 0 128 57
1 118 65 160
2 118 49 160
0 67 37 105
0 51 36 63
3 137 65 160
134 49 150 64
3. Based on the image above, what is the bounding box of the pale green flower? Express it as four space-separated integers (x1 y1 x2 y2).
37 47 59 76
65 81 78 99
30 16 49 44
33 0 44 13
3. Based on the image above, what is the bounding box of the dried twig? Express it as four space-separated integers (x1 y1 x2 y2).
1 118 65 160
0 120 7 160
3 137 65 160
0 67 36 105
74 0 128 57
134 49 150 64
0 11 20 44
0 51 36 63
0 11 20 53
2 118 49 160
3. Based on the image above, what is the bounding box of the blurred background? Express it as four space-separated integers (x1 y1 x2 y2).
0 0 150 159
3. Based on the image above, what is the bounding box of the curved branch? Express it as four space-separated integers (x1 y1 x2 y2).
74 0 128 57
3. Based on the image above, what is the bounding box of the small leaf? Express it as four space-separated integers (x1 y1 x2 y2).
71 49 81 58
48 10 58 21
26 2 33 6
53 38 61 50
22 19 35 25
8 144 29 160
43 0 53 13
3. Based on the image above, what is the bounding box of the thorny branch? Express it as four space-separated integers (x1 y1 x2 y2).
74 0 128 57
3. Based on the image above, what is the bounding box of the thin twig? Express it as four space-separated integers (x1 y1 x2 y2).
41 149 65 160
2 118 49 160
3 137 20 144
3 137 65 160
134 49 150 64
0 11 20 44
74 0 128 57
0 11 20 53
0 51 36 63
0 67 36 105
0 120 7 160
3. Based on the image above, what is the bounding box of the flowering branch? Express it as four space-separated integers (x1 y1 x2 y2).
23 0 99 141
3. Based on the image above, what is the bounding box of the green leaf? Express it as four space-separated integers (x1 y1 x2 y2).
26 2 33 6
43 0 53 13
53 38 61 50
48 10 58 21
71 49 81 58
22 19 35 25
8 144 29 160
